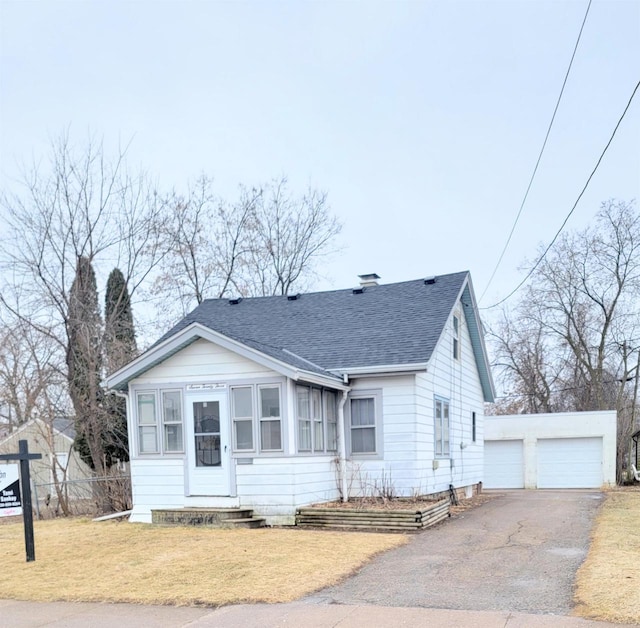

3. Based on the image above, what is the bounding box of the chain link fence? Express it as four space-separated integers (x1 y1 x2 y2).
32 471 132 519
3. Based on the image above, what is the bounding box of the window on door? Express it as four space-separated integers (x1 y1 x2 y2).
193 400 221 467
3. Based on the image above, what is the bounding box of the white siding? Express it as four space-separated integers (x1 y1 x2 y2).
344 376 416 496
237 456 339 524
414 303 485 496
129 455 339 525
129 458 186 523
131 338 278 384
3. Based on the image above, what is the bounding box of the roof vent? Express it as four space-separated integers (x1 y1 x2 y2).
352 287 365 295
424 276 437 285
228 297 243 305
358 273 380 287
287 293 300 301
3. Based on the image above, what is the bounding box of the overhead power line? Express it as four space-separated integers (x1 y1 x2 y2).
483 78 640 311
478 0 592 304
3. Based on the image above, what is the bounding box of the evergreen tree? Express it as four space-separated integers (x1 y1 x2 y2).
67 256 105 472
103 268 137 463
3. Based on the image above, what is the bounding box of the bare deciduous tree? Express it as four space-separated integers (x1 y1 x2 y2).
152 177 342 324
491 200 640 482
0 132 167 474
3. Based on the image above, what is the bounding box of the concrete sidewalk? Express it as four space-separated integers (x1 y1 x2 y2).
0 599 634 628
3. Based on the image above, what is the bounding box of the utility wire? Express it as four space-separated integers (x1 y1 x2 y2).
478 0 592 304
483 78 640 311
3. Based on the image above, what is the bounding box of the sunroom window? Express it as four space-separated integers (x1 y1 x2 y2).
259 386 282 451
296 386 339 454
137 392 159 454
231 386 254 451
162 390 184 452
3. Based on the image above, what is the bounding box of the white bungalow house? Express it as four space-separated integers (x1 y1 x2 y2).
105 271 495 525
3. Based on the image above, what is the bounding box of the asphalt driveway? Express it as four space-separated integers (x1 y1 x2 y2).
312 490 603 614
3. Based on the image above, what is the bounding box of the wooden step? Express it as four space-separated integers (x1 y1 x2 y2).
152 507 265 528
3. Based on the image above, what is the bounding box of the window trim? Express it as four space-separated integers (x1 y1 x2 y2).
434 396 450 458
258 384 283 453
161 389 184 453
230 385 256 453
136 390 159 454
295 385 340 454
346 389 383 460
453 314 460 361
472 411 477 443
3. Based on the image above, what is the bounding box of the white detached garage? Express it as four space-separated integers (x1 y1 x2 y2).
484 411 616 489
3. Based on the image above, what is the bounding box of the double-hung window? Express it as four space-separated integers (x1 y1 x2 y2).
231 387 254 451
435 397 450 457
347 390 382 457
137 392 159 453
162 390 183 452
350 397 376 454
259 386 282 451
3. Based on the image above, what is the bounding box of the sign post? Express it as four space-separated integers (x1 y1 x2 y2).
0 439 42 562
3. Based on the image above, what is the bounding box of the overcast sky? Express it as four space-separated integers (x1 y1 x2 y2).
1 0 638 317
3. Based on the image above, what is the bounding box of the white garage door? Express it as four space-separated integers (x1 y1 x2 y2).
537 437 603 488
484 440 524 489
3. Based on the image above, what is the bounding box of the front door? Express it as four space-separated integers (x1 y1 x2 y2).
186 391 231 496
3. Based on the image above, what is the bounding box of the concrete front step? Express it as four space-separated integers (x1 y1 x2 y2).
151 507 265 528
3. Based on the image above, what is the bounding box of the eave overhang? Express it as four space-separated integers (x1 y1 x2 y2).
103 322 348 393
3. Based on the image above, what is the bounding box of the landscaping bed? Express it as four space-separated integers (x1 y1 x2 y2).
296 498 450 531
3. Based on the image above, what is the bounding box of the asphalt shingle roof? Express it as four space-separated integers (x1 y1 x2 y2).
156 271 469 374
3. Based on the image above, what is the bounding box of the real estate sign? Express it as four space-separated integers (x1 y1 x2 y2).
0 464 22 517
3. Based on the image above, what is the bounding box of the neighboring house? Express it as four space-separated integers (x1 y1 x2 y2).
0 417 93 497
105 271 495 524
484 411 617 489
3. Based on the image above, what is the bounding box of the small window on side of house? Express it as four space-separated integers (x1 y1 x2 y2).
453 314 460 360
434 397 450 457
472 411 477 443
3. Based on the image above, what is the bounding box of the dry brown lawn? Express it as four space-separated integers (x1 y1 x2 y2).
574 488 640 624
0 518 406 606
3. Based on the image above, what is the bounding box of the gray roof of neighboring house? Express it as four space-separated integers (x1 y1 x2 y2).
52 417 76 440
156 271 470 372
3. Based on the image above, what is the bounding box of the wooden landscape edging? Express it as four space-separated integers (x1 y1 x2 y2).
295 498 450 531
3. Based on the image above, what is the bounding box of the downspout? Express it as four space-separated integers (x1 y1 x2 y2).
338 387 349 503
